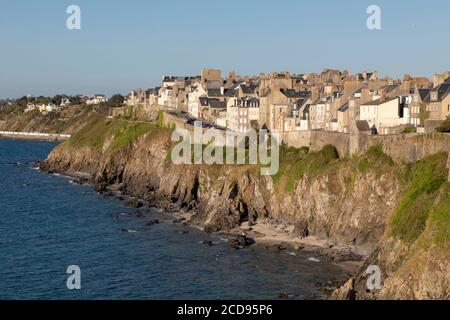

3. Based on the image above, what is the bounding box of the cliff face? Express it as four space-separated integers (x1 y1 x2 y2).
42 127 400 247
40 121 449 300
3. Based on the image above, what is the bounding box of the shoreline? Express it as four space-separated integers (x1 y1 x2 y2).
46 167 367 276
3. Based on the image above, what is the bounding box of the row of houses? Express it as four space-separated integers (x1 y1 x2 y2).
125 69 450 135
25 97 71 113
24 94 107 113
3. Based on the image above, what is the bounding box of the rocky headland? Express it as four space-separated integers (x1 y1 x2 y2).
38 113 449 300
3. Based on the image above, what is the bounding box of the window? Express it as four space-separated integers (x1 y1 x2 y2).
448 104 450 112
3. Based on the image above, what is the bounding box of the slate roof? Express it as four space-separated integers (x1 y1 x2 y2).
207 89 223 97
199 96 210 107
163 76 177 82
223 88 237 97
240 84 258 95
294 98 309 109
209 100 227 109
433 83 450 101
417 88 431 101
361 96 398 106
338 103 349 112
280 89 311 99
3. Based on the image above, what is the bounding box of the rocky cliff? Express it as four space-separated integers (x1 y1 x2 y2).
39 117 449 300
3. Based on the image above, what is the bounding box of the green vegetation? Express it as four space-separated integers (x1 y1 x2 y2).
109 94 125 107
272 145 339 192
426 183 450 248
402 127 417 134
390 152 448 244
108 122 152 153
357 144 395 175
67 114 152 153
157 111 165 128
436 115 450 133
67 115 114 150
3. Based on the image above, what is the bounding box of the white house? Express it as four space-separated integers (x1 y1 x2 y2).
86 94 107 105
187 85 207 118
359 97 409 133
60 98 71 107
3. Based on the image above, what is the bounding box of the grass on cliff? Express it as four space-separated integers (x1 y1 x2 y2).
357 144 395 175
67 114 153 153
108 122 152 153
272 145 339 193
390 152 449 245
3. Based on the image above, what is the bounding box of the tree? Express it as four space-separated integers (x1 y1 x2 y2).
436 116 450 133
109 94 124 107
51 95 64 106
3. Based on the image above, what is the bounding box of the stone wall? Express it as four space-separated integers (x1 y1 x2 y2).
359 133 450 163
310 131 349 157
159 110 450 177
277 131 312 149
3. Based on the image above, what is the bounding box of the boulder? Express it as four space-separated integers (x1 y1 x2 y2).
146 219 160 226
125 198 142 208
130 210 144 218
228 234 255 249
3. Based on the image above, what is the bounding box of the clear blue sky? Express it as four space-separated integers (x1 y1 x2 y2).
1 0 449 98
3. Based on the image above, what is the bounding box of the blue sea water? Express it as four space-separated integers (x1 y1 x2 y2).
0 139 348 300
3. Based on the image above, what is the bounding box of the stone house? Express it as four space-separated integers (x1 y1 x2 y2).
227 98 260 132
426 81 450 121
309 97 328 130
409 88 430 127
187 84 207 118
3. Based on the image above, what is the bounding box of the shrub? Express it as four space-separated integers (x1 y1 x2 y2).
436 116 450 133
390 152 448 243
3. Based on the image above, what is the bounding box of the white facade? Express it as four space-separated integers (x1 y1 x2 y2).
187 85 206 118
359 97 408 131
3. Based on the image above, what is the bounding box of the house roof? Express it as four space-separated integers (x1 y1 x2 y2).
163 76 176 82
223 88 237 97
280 89 310 99
240 84 258 95
361 96 398 106
431 83 450 101
417 88 430 101
209 100 227 109
294 98 309 109
338 103 349 112
199 96 210 107
207 89 223 97
380 84 400 92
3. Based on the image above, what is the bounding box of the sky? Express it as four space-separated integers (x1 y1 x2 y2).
0 0 449 98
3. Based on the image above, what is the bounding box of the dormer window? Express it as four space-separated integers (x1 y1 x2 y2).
431 92 438 101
